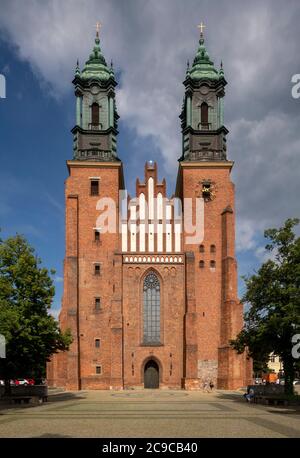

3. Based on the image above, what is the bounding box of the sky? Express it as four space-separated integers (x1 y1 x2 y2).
0 0 299 317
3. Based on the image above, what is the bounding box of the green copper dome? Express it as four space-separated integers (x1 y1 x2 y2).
189 34 223 81
79 33 112 81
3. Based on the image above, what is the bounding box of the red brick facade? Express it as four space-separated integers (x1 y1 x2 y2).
47 160 252 390
47 30 253 390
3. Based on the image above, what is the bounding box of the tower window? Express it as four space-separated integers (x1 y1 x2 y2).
199 244 205 253
95 339 101 348
95 297 101 310
210 260 216 268
95 365 102 375
199 260 205 268
91 102 99 126
210 244 216 253
90 180 99 196
94 264 101 275
201 102 209 128
94 230 100 242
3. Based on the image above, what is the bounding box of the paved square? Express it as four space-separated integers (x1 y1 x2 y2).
0 390 299 438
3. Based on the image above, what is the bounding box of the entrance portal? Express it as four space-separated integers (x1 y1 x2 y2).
144 360 159 389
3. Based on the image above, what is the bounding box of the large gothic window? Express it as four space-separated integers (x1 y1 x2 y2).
91 102 99 126
143 272 160 344
201 102 209 128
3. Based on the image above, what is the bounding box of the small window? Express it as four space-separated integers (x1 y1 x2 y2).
91 180 99 196
94 230 100 242
91 102 99 126
96 365 102 375
199 244 205 253
210 244 216 253
199 260 205 268
210 260 216 268
95 297 101 310
201 102 209 128
95 339 100 348
94 264 101 275
270 356 276 363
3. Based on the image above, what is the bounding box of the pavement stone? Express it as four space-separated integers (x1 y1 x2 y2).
0 389 299 438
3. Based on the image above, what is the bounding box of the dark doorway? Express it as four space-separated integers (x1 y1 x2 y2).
144 360 159 389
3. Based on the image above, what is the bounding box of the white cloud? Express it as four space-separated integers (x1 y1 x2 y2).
0 0 299 255
49 307 60 320
232 111 300 225
236 218 258 252
254 245 277 263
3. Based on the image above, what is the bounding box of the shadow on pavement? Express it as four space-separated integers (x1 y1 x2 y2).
215 390 300 415
47 391 88 403
0 390 87 411
36 433 73 438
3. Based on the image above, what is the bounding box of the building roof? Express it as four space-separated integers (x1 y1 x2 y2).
76 31 114 82
187 32 224 82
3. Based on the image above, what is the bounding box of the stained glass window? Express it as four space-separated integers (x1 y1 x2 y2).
143 272 160 344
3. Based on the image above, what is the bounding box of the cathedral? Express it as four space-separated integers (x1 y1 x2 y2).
47 27 252 390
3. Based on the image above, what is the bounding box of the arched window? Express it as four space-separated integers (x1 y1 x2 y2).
143 272 160 344
91 102 99 126
210 244 216 253
201 102 209 128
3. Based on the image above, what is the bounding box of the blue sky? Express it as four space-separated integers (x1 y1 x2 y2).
0 0 299 316
0 30 174 313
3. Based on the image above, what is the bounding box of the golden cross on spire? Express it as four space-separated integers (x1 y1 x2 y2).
197 21 206 35
96 21 102 36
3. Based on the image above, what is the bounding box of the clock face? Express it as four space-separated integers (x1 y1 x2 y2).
91 85 100 95
200 85 209 95
204 183 216 201
195 180 217 201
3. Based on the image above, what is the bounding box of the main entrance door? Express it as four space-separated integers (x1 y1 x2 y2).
144 360 159 389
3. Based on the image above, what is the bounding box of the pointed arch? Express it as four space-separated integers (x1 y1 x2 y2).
141 355 163 386
142 270 161 344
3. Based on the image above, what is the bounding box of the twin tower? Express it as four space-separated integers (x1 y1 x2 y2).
48 29 252 390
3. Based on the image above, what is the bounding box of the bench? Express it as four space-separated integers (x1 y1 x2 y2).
9 395 48 405
10 396 32 405
253 395 288 406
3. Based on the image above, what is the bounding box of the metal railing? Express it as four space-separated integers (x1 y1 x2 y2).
88 123 103 131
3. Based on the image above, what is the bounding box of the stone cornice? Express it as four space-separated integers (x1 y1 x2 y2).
67 160 122 169
179 161 234 170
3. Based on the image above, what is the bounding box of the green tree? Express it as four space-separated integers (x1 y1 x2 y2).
231 218 300 395
0 234 72 394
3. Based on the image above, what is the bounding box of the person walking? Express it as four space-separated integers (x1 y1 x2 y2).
203 380 210 393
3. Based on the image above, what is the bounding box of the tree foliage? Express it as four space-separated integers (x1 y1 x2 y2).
231 218 300 395
0 234 72 388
